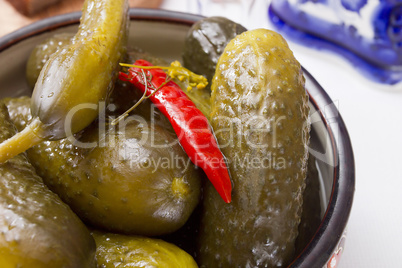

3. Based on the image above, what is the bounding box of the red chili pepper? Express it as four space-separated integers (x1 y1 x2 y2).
119 59 232 203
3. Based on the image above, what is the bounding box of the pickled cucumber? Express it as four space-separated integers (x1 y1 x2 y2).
92 231 198 268
0 0 129 163
26 33 74 88
183 16 247 85
30 0 129 139
5 97 202 236
0 104 96 268
197 29 310 267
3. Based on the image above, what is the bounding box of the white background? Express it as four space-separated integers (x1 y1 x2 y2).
160 0 402 267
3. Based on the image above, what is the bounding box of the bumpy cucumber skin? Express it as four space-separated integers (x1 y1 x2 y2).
198 29 310 267
6 97 202 236
0 104 96 268
92 231 198 268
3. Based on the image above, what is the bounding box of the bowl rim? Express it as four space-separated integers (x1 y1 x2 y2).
291 68 355 267
0 8 355 267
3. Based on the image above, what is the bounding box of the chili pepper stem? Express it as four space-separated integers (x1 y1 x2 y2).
120 61 208 91
0 118 45 163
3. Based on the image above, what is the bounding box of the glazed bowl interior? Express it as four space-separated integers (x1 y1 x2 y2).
0 9 354 267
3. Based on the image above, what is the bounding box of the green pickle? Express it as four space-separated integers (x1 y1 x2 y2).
31 0 128 138
0 104 96 268
26 33 74 88
198 29 310 267
183 16 247 85
182 16 246 119
92 231 198 268
5 97 202 236
0 0 129 163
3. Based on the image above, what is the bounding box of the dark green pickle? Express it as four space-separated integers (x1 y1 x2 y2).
163 155 321 262
198 29 310 267
0 104 96 268
92 230 198 268
5 97 202 236
183 16 247 85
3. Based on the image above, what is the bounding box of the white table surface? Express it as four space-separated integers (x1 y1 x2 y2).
160 0 402 267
